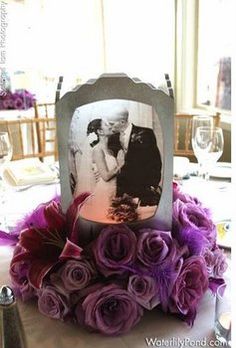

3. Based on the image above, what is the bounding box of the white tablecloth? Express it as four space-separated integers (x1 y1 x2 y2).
0 179 231 348
181 177 232 223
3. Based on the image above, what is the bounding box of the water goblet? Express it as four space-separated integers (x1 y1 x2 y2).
0 132 13 228
194 126 224 180
191 115 213 177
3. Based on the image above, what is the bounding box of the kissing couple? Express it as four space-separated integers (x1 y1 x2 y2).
77 106 162 223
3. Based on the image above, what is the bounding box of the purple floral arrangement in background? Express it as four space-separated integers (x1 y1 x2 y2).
0 89 36 110
0 184 227 336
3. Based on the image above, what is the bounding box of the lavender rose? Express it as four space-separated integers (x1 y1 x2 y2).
59 259 96 291
137 229 178 269
169 256 208 323
127 274 159 310
92 225 137 276
77 284 143 335
212 247 228 277
173 199 216 246
38 285 70 320
173 183 210 214
10 258 35 301
202 247 227 278
10 246 35 301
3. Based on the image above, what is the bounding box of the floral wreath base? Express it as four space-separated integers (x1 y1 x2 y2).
0 183 227 336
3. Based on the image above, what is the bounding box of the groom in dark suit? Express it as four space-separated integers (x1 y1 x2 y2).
106 107 162 206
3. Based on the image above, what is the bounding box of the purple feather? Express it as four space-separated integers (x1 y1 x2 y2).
151 257 183 310
0 230 19 246
0 196 61 246
175 226 209 256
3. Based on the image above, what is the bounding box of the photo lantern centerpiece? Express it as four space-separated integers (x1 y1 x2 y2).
57 73 173 233
3 74 227 337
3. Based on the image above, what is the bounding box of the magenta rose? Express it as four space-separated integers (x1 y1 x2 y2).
127 274 159 310
77 283 143 335
92 225 137 276
59 259 96 291
38 285 70 320
173 199 216 246
169 256 208 323
137 229 177 269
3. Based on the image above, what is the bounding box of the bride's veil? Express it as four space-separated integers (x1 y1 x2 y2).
74 137 96 196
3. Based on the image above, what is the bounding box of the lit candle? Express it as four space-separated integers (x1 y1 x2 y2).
219 312 231 330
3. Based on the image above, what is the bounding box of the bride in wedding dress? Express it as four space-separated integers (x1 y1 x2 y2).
76 118 125 223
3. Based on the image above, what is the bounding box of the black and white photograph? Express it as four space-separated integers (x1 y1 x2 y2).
69 99 163 224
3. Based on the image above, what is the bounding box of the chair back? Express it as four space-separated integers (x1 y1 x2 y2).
34 102 58 161
0 117 58 161
174 112 221 157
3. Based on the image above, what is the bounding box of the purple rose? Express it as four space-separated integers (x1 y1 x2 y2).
10 247 35 301
78 283 143 335
10 258 35 301
212 247 228 277
173 183 209 212
137 229 177 268
173 199 216 246
92 225 137 276
38 285 70 320
13 97 24 110
127 274 159 310
169 256 208 322
202 247 227 278
59 259 96 291
201 247 215 276
3 98 14 109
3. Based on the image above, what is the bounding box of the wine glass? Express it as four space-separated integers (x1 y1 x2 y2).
0 132 13 229
191 116 214 177
194 126 224 180
0 132 13 202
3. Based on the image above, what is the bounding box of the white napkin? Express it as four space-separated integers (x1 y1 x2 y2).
4 159 57 186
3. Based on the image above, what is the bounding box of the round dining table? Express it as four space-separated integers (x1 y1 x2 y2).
0 177 231 348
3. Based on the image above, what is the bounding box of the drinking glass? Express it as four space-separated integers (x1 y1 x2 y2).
0 133 13 226
193 126 224 180
215 283 231 346
191 115 213 177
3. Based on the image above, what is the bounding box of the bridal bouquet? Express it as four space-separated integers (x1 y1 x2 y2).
0 184 227 336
